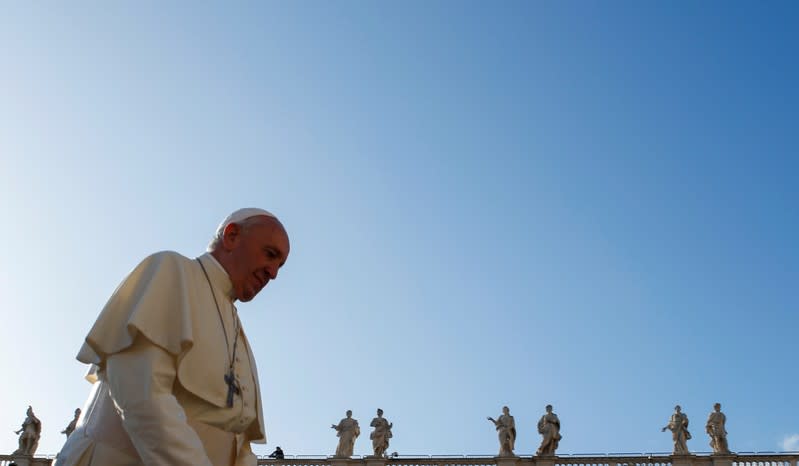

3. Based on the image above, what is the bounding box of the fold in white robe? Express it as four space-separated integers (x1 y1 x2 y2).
55 252 266 466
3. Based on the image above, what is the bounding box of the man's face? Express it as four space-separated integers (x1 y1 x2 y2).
223 216 290 302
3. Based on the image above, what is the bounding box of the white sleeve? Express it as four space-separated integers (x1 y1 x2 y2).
105 336 213 466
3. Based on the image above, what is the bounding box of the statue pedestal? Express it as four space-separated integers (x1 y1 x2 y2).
672 454 694 466
331 459 351 466
711 454 735 466
12 456 32 466
366 458 388 466
497 456 520 466
534 456 556 466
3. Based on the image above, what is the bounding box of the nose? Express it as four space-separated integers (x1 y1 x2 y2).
264 264 278 280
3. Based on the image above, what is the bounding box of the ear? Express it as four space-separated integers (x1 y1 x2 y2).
221 223 243 250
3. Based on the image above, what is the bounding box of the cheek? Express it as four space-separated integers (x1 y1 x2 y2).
231 253 252 283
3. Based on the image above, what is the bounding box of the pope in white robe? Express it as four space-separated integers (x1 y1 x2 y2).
55 208 290 466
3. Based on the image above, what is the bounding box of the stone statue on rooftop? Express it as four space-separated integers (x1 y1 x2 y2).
662 405 691 455
706 403 730 454
487 405 516 457
331 410 360 458
61 408 82 438
369 408 393 457
13 405 42 456
536 404 562 456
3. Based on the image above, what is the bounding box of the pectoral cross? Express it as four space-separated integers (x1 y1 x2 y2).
224 371 240 408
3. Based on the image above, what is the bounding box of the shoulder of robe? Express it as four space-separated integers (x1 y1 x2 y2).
143 250 193 269
77 250 197 365
110 250 192 292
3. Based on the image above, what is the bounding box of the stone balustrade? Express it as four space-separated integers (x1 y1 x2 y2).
254 454 799 466
1 452 796 466
0 455 54 466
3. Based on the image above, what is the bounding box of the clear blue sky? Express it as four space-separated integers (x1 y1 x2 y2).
1 1 797 458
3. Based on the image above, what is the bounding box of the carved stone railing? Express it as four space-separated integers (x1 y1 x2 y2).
0 455 54 466
255 454 799 466
1 452 796 466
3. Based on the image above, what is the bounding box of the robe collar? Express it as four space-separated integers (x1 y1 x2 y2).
198 252 236 302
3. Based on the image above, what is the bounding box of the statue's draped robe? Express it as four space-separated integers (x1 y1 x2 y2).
55 252 266 466
706 411 728 453
335 418 360 457
369 417 392 455
537 413 561 455
668 412 691 454
495 414 516 456
14 414 41 455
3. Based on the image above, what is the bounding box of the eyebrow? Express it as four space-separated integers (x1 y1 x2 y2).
264 246 288 265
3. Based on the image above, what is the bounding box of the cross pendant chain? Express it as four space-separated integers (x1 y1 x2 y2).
224 371 241 408
197 259 243 410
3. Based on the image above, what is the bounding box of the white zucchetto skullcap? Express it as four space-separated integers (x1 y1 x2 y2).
215 207 277 237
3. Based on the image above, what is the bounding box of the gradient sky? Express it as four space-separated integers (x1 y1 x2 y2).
1 1 797 458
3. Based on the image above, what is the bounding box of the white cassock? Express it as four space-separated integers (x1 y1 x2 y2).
55 251 266 466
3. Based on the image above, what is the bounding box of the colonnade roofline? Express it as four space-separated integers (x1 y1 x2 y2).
257 453 799 459
252 453 799 466
2 452 799 466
